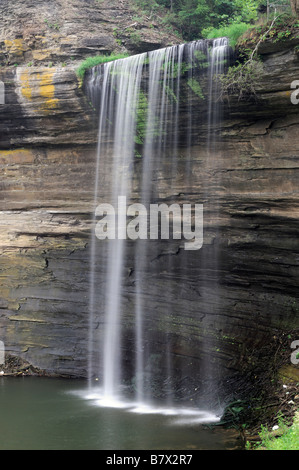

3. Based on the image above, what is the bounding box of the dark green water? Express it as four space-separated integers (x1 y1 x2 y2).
0 377 242 450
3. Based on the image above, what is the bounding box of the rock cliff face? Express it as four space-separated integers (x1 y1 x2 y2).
0 0 179 67
0 0 179 378
0 2 298 401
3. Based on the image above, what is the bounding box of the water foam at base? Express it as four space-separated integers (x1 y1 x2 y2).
72 387 221 425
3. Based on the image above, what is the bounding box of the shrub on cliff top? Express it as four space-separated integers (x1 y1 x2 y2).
77 54 129 79
202 22 253 48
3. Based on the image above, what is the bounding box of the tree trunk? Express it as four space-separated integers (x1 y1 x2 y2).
290 0 299 15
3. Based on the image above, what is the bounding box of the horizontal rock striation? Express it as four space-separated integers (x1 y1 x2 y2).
0 66 97 149
0 0 179 67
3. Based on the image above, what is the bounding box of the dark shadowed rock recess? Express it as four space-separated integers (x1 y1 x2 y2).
0 1 298 406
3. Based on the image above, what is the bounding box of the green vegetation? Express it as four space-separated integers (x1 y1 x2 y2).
162 60 192 78
44 18 60 30
135 90 148 146
134 85 174 154
203 22 253 48
218 59 264 101
131 0 260 40
132 0 298 45
187 78 204 99
164 84 178 103
129 31 142 47
77 53 129 79
238 12 299 48
216 11 299 102
251 411 299 450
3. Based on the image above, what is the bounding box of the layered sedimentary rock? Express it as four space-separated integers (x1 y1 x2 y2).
0 0 179 67
0 5 298 399
0 66 97 149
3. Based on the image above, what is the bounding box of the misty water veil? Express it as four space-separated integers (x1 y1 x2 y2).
85 38 232 420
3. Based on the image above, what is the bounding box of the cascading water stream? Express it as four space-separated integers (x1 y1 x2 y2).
207 37 230 153
86 38 232 412
87 53 147 398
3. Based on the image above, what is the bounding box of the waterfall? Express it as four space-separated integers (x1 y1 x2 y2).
208 37 231 152
86 38 232 409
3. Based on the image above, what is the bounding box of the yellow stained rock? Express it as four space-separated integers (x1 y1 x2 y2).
0 149 33 164
4 38 27 57
38 70 60 112
19 68 60 114
19 70 32 100
32 49 52 61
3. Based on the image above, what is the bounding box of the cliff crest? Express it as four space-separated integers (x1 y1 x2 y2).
0 0 179 67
